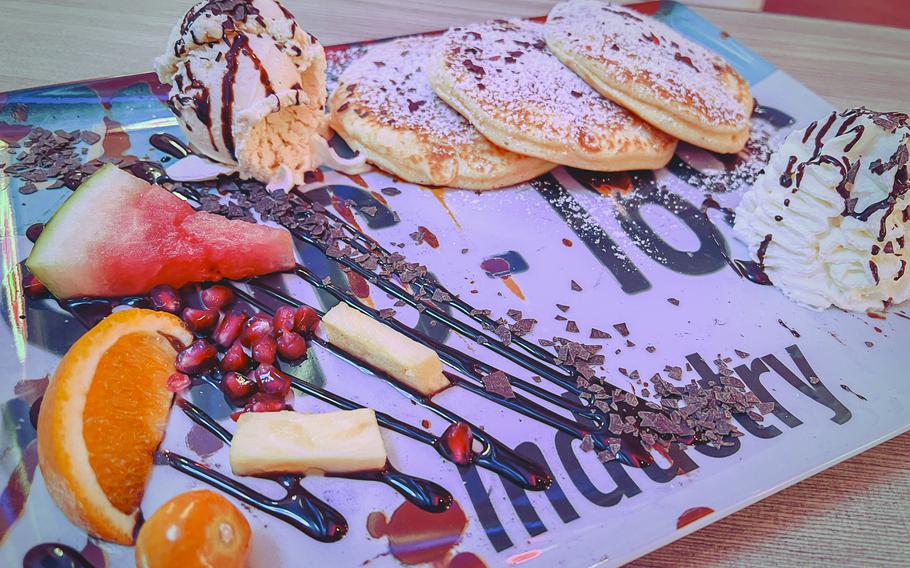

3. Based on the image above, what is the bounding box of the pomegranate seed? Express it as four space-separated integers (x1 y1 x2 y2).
273 306 296 332
221 371 257 401
251 334 277 364
201 285 235 310
212 309 249 347
221 340 251 372
175 339 218 375
240 314 273 347
22 272 49 299
246 392 286 414
166 372 191 393
293 306 320 335
181 307 219 333
277 330 307 360
251 364 291 397
150 285 182 314
437 421 474 466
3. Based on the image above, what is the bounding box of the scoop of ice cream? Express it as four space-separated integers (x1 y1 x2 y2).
734 107 910 311
155 0 338 187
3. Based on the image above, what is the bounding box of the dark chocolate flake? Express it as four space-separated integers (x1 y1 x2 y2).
590 328 611 339
482 370 515 399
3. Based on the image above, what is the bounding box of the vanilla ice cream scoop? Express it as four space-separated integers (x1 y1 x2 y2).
156 0 356 187
734 107 910 311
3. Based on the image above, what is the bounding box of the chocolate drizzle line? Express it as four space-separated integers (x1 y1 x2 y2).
790 109 910 245
238 276 652 467
221 34 245 158
144 136 770 476
227 283 553 490
58 294 458 541
176 396 453 515
164 398 348 542
701 197 771 286
164 168 762 470
206 187 663 465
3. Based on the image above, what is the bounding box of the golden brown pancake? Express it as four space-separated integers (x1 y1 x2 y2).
329 36 554 190
425 19 677 171
544 0 753 153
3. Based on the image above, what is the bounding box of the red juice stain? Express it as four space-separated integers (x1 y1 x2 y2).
347 270 371 299
342 172 369 188
631 1 662 15
450 552 487 568
0 441 38 544
874 326 882 333
367 500 469 566
480 257 510 277
80 538 108 568
677 506 714 529
421 419 431 429
101 117 135 160
26 223 44 243
303 169 325 184
185 423 224 459
562 238 573 247
371 191 389 206
0 121 32 144
866 310 886 320
506 550 543 565
417 226 439 249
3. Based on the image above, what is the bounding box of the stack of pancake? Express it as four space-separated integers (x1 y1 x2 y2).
329 0 753 190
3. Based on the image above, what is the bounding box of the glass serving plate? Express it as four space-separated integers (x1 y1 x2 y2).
1 2 907 567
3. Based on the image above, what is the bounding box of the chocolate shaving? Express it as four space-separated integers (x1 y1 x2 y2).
482 370 515 399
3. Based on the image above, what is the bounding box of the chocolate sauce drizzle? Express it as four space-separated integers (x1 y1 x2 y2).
171 182 690 469
57 296 462 543
121 134 770 527
792 109 909 244
150 150 755 472
227 284 553 489
701 197 771 286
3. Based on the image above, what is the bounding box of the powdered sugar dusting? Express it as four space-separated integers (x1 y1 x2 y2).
434 19 653 149
335 37 477 146
546 0 749 127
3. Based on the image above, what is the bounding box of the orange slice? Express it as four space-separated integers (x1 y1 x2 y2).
37 308 192 544
135 490 251 568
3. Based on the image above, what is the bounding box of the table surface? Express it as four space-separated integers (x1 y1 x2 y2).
2 1 909 566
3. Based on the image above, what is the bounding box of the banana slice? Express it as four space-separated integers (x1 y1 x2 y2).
230 409 388 476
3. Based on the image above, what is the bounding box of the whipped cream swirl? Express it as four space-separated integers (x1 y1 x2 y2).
734 107 910 311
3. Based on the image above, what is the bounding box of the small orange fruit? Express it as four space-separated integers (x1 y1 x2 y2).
37 308 193 544
135 490 251 568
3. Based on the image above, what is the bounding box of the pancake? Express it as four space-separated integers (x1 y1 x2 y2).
328 36 554 190
425 19 677 171
544 0 753 154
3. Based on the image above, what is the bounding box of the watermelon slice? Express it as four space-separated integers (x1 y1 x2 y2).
27 164 296 298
